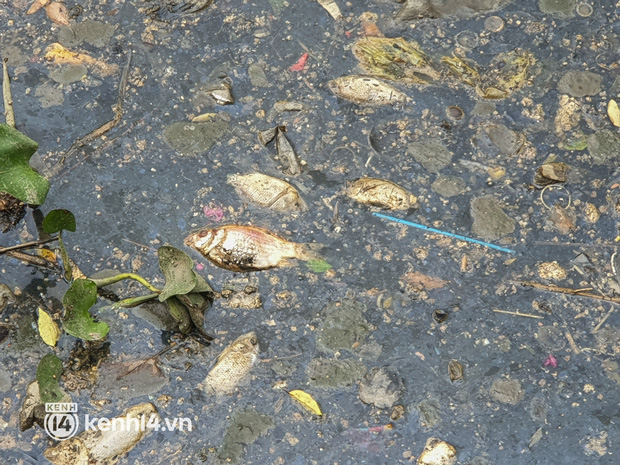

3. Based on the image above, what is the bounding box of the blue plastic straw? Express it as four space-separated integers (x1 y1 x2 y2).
372 212 517 255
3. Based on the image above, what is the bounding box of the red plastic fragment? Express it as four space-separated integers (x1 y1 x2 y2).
289 53 309 72
543 354 558 368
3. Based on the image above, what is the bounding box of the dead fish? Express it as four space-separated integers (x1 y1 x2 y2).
346 178 418 210
227 173 307 212
328 75 408 105
185 224 321 272
204 332 259 394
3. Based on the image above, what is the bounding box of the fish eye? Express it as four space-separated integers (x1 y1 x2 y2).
250 337 257 345
198 230 209 237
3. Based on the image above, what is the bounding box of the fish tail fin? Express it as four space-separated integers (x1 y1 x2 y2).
294 242 324 261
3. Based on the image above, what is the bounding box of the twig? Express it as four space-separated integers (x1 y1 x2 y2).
51 50 132 174
261 353 302 363
493 309 544 319
0 236 58 254
122 238 157 252
592 306 616 333
374 213 517 255
116 343 180 380
6 250 55 268
565 330 581 355
515 281 620 304
2 58 15 128
535 241 619 248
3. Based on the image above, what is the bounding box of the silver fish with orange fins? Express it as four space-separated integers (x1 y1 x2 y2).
185 224 322 272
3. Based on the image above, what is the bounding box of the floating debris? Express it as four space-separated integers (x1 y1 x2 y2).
484 15 505 32
205 332 259 395
358 366 403 408
537 261 567 280
185 224 321 272
441 54 479 87
476 49 535 99
446 105 464 120
227 172 307 212
308 358 367 388
276 127 302 175
44 403 158 465
317 0 343 20
534 162 569 187
470 196 516 241
543 354 558 368
346 177 418 210
374 213 516 254
218 409 274 464
163 118 229 155
607 99 620 127
352 37 440 84
408 139 454 173
448 360 464 383
328 75 408 105
490 378 524 405
289 52 309 72
287 389 323 416
202 79 234 105
143 0 214 20
417 437 457 465
317 299 369 353
558 70 602 97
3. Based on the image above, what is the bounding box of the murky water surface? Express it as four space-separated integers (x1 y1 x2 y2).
1 0 620 464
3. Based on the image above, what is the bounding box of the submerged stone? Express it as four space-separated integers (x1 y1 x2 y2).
557 70 602 97
431 175 467 197
408 139 453 173
470 196 515 240
358 366 403 408
316 299 369 353
308 358 367 388
587 129 620 165
248 63 269 87
58 21 116 47
538 0 576 19
218 410 275 464
163 119 229 155
49 65 87 84
490 378 524 404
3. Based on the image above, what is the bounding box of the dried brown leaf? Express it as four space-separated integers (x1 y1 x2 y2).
400 271 447 291
45 2 70 26
26 0 50 15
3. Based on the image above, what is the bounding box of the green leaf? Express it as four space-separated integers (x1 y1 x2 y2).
192 272 214 294
62 279 109 340
165 296 192 333
42 209 76 234
305 259 333 273
36 354 65 404
0 123 49 205
158 246 197 302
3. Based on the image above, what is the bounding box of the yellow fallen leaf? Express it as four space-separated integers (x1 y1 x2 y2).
38 307 60 347
34 248 57 264
288 389 322 416
608 99 620 127
44 43 119 77
26 0 50 15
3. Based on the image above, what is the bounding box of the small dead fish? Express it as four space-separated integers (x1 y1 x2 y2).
227 173 307 212
185 224 321 272
204 332 259 394
346 178 418 210
328 75 407 105
276 129 302 175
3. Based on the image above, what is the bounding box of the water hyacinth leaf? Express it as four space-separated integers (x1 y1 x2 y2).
37 307 60 347
36 353 65 404
62 278 109 340
0 124 49 205
192 272 214 293
165 296 192 333
288 389 323 416
177 292 213 340
158 246 197 302
306 259 332 273
42 209 76 233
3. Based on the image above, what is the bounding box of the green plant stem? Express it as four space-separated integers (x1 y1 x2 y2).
90 273 161 294
113 293 159 308
2 58 15 128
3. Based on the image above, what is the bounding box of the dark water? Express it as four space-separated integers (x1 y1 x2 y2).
1 0 620 464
